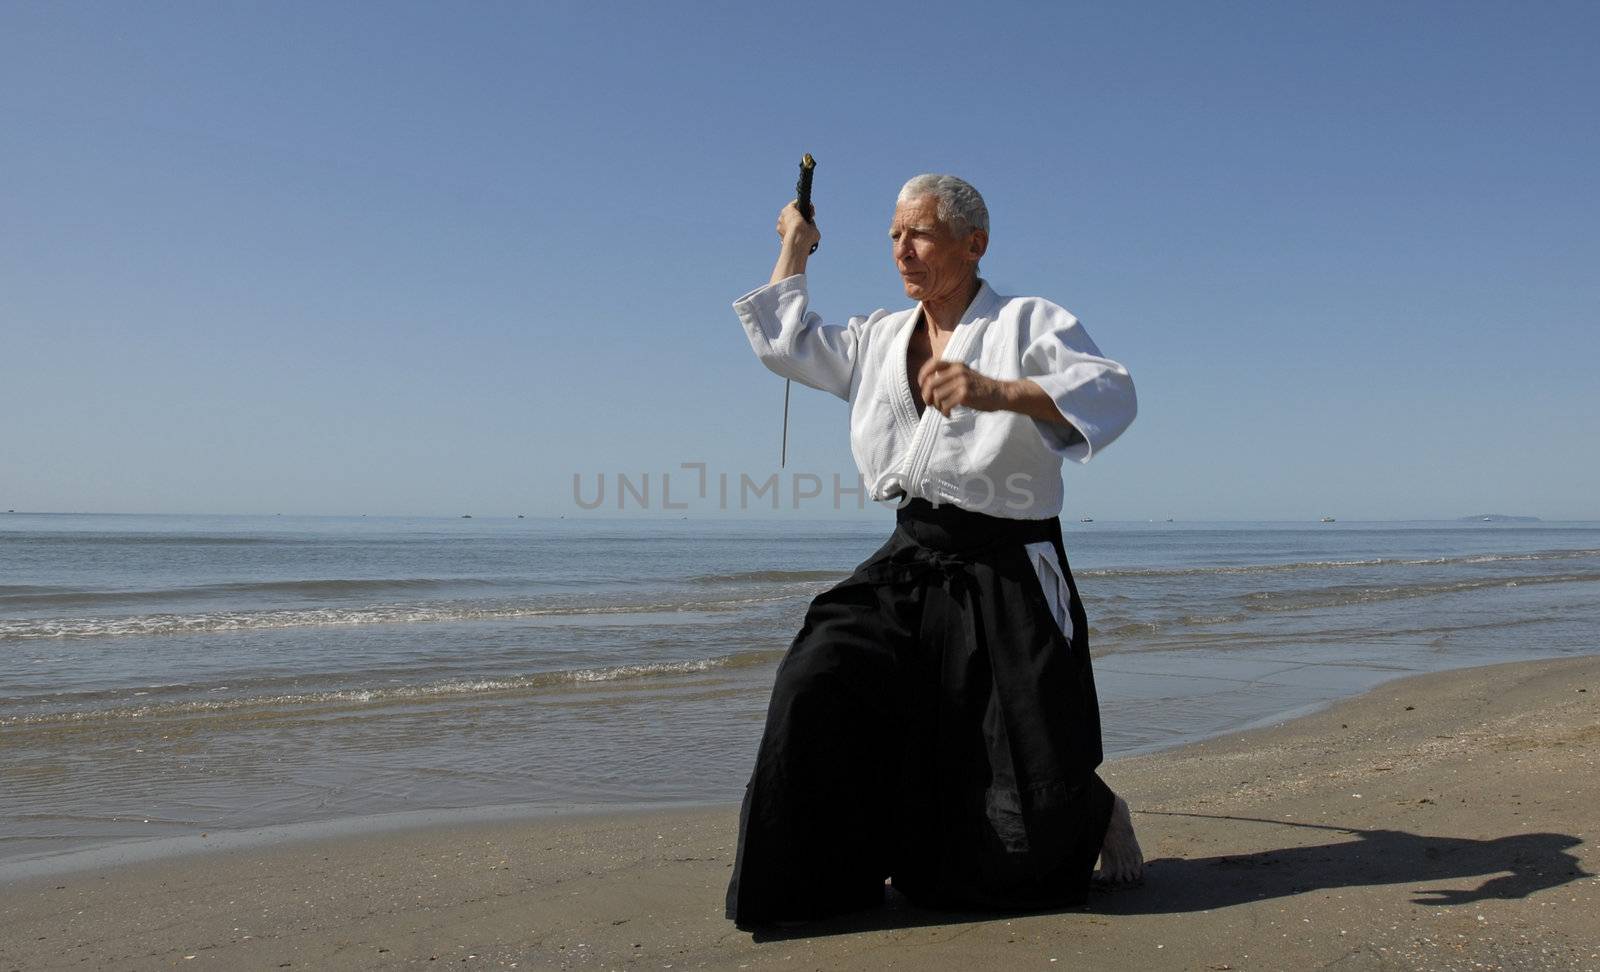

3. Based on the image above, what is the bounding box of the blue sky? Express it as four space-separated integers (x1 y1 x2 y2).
2 1 1595 521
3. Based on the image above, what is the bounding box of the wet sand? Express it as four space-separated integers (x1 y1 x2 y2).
3 655 1598 971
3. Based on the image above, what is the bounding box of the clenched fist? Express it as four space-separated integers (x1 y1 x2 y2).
916 360 1009 417
775 201 820 252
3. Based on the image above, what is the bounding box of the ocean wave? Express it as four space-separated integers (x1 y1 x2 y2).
688 569 848 585
1090 570 1600 638
1239 571 1600 612
0 649 785 728
0 591 807 640
0 577 513 609
1078 548 1600 580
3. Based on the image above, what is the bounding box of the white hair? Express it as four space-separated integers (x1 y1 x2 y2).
897 173 989 236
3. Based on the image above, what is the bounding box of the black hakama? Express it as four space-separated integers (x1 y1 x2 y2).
726 498 1115 927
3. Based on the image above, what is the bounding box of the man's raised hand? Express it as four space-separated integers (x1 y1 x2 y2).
769 202 821 285
776 201 821 252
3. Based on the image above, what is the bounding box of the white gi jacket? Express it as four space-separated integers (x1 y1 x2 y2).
734 274 1137 521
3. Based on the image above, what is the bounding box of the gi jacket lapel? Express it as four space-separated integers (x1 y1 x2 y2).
891 281 1001 494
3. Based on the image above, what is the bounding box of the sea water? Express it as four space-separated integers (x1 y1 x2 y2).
3 512 1597 869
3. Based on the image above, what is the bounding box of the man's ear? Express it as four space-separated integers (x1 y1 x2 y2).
967 229 990 263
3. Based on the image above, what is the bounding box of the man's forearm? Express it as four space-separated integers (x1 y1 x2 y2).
920 362 1085 446
769 239 811 286
1002 379 1083 440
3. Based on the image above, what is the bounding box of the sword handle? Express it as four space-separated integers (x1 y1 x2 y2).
796 153 818 255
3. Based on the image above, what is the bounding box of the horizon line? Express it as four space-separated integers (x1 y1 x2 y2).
2 510 1591 525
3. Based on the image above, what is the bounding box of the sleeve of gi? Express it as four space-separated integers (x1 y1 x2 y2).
733 274 868 402
1020 303 1137 463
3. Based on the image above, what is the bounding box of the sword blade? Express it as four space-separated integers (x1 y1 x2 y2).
781 380 791 468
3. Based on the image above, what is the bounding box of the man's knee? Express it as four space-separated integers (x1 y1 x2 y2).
770 639 856 720
765 635 895 748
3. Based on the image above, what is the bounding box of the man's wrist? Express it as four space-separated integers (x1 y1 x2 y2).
780 235 817 258
996 378 1027 412
999 378 1067 424
769 246 810 286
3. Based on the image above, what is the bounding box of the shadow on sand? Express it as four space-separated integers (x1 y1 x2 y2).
750 815 1589 941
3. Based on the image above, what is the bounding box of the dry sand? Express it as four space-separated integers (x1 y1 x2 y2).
3 655 1598 971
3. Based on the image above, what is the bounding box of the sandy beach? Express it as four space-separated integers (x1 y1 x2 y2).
3 654 1597 971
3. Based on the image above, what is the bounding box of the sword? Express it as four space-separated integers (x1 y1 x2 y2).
781 153 818 468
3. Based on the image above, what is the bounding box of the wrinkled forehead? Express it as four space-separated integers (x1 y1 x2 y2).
890 194 946 232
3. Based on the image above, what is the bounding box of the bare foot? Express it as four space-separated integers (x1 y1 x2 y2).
1093 794 1144 886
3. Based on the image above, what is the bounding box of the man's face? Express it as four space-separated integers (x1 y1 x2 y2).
889 195 987 304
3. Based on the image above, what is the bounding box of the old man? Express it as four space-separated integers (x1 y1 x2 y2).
727 174 1141 927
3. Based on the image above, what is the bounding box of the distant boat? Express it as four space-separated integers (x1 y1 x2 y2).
1320 516 1336 523
1165 518 1174 522
1080 516 1094 523
461 514 472 519
518 514 526 519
